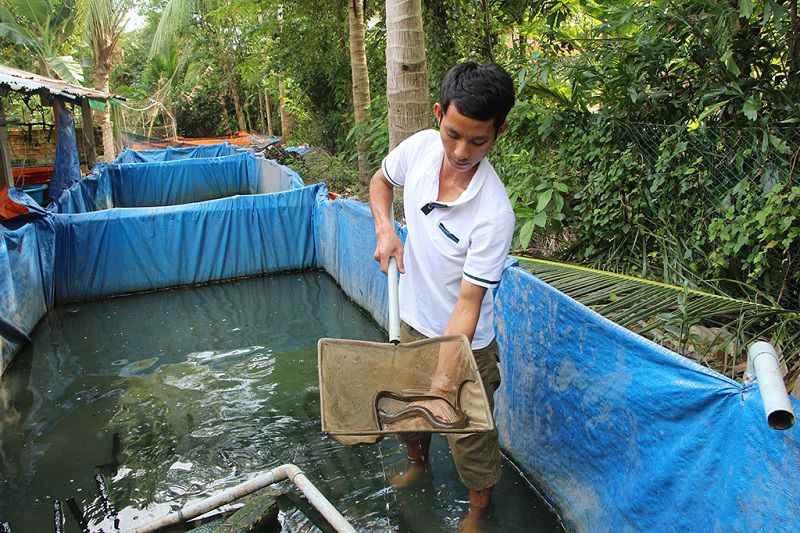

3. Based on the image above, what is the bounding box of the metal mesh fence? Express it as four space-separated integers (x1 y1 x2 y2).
523 115 800 310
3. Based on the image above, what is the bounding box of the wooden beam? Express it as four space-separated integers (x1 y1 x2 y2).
0 94 13 189
80 98 96 168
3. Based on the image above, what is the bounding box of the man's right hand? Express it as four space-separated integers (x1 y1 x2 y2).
373 231 405 274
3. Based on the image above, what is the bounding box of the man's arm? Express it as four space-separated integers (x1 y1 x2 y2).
369 169 405 274
424 279 487 420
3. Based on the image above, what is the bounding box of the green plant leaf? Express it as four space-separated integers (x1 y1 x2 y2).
519 219 536 248
537 189 553 212
742 97 759 121
47 55 85 85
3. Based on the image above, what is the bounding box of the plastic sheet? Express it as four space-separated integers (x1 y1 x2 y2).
113 142 238 164
313 197 405 330
0 207 54 374
48 101 81 201
50 154 303 214
53 183 325 302
493 264 800 532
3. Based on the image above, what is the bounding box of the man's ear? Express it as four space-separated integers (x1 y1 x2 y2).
433 102 443 124
496 120 510 138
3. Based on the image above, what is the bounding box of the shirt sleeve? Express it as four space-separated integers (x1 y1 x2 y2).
463 210 516 288
380 130 429 188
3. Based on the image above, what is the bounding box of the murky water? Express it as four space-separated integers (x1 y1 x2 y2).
0 271 562 532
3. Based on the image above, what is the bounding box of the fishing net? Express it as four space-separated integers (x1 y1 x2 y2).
318 335 494 446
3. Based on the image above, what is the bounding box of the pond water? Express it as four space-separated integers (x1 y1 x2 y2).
0 271 562 532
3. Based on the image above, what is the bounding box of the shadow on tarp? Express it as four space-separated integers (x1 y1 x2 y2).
0 147 798 532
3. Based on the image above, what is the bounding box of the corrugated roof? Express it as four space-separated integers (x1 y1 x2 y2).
0 64 124 102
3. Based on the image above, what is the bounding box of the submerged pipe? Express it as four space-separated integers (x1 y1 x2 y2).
126 464 356 533
746 341 796 430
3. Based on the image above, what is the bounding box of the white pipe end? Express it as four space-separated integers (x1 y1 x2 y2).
747 342 796 430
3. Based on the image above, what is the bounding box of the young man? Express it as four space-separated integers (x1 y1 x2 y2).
369 62 516 519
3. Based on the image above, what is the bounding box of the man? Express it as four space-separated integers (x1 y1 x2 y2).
369 62 516 521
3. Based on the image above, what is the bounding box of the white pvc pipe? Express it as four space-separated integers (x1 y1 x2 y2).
746 341 796 430
387 199 401 344
388 257 400 344
126 464 356 533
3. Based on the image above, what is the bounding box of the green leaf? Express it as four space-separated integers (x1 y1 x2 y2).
47 55 85 85
627 86 639 103
532 212 548 228
519 219 536 248
537 189 553 212
720 49 741 76
11 0 49 27
739 0 753 18
742 96 759 121
697 99 731 122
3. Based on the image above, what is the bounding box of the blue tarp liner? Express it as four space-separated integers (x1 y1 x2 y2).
1 148 798 531
113 142 238 164
492 265 800 531
50 154 304 213
54 183 324 302
49 101 82 202
0 190 54 374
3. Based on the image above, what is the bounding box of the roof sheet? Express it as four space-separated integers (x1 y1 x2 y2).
0 64 123 101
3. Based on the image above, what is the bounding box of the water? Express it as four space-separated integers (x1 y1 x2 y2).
0 271 562 532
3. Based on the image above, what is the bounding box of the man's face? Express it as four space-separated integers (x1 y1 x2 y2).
434 102 508 175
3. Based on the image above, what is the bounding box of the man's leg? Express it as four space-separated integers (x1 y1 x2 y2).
390 322 435 488
447 338 502 518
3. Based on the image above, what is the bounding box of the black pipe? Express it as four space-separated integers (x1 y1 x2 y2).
66 498 89 533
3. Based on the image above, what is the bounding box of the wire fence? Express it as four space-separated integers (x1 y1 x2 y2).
522 115 800 310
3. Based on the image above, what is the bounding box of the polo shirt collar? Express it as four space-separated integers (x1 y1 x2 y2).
419 152 489 214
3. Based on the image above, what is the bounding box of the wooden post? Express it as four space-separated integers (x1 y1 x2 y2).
80 97 97 168
0 89 13 188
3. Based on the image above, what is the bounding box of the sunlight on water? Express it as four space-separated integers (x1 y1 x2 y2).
0 271 561 532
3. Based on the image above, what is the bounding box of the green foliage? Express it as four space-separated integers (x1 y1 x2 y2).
0 0 85 84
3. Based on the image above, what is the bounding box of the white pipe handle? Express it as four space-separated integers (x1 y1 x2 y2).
388 257 400 344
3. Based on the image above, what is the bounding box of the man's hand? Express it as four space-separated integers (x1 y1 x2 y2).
373 231 405 274
369 168 405 274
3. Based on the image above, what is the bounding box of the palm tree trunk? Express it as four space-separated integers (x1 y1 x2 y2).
219 93 232 134
348 0 372 184
229 77 247 132
386 0 429 149
93 46 116 161
265 88 274 136
278 73 295 142
258 89 266 133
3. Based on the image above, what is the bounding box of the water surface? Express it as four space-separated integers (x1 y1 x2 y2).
0 271 562 532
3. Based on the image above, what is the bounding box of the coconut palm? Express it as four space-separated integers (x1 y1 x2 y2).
78 0 129 160
347 0 371 184
386 0 429 149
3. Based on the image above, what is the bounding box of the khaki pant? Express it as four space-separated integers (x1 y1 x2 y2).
398 322 502 491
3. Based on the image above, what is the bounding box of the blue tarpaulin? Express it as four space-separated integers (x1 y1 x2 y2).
54 183 324 302
0 191 54 374
0 146 797 531
50 154 304 213
114 143 238 164
48 101 81 202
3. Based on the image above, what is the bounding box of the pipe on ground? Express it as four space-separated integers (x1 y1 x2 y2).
746 341 796 430
126 463 356 533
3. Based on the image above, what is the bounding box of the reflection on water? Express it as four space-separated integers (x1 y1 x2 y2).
0 271 561 532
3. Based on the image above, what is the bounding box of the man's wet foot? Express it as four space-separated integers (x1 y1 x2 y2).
389 460 433 489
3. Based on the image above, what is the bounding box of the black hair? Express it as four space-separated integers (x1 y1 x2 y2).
439 62 515 132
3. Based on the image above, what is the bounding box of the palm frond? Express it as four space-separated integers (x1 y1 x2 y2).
519 257 800 381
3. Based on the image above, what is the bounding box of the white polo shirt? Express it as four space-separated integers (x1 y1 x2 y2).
381 129 515 350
